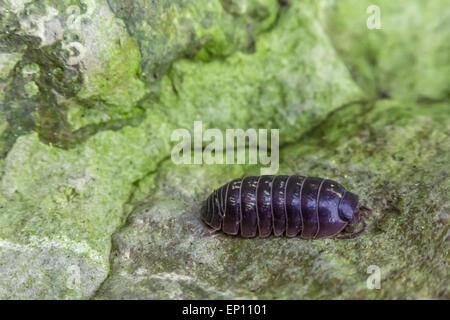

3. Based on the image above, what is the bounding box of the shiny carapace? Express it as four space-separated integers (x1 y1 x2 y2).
201 175 371 239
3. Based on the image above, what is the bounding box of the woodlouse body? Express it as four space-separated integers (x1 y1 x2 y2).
201 175 371 239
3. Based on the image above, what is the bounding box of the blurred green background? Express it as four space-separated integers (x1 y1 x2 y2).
0 0 448 299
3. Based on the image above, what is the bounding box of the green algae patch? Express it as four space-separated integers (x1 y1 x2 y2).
107 0 280 85
0 123 166 298
152 0 361 146
323 0 450 102
0 0 448 300
0 52 22 80
0 0 148 156
95 100 449 300
71 4 147 120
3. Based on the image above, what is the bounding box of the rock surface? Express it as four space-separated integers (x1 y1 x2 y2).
0 0 448 299
94 100 449 300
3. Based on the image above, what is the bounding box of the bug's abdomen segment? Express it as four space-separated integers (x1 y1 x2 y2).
222 179 242 235
202 175 360 239
256 175 274 237
271 175 290 236
209 190 223 230
285 175 306 237
300 177 322 239
316 180 347 238
240 177 259 237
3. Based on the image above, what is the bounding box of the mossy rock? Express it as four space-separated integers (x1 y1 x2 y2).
0 0 448 299
94 101 449 299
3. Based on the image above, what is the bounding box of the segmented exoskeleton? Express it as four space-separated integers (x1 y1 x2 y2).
201 175 371 239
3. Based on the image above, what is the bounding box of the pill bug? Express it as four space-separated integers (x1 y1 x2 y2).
201 175 372 239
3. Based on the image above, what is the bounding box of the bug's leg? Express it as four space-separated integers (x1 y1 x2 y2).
336 218 366 239
203 221 221 237
359 205 373 217
206 228 221 237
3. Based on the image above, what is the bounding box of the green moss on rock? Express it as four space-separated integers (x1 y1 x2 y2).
0 0 147 156
151 0 361 145
323 0 450 101
0 122 167 298
0 0 448 300
95 100 449 300
107 0 280 85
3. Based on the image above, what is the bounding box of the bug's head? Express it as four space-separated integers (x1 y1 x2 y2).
338 191 372 225
337 191 372 239
339 191 360 225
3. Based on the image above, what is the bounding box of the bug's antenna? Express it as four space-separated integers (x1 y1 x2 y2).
337 218 367 240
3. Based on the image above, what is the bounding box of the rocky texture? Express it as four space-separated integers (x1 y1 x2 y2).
323 0 450 102
0 0 147 156
94 100 449 300
0 0 449 299
107 0 280 84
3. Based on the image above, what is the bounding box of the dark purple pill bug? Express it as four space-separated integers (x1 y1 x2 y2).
201 175 372 239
